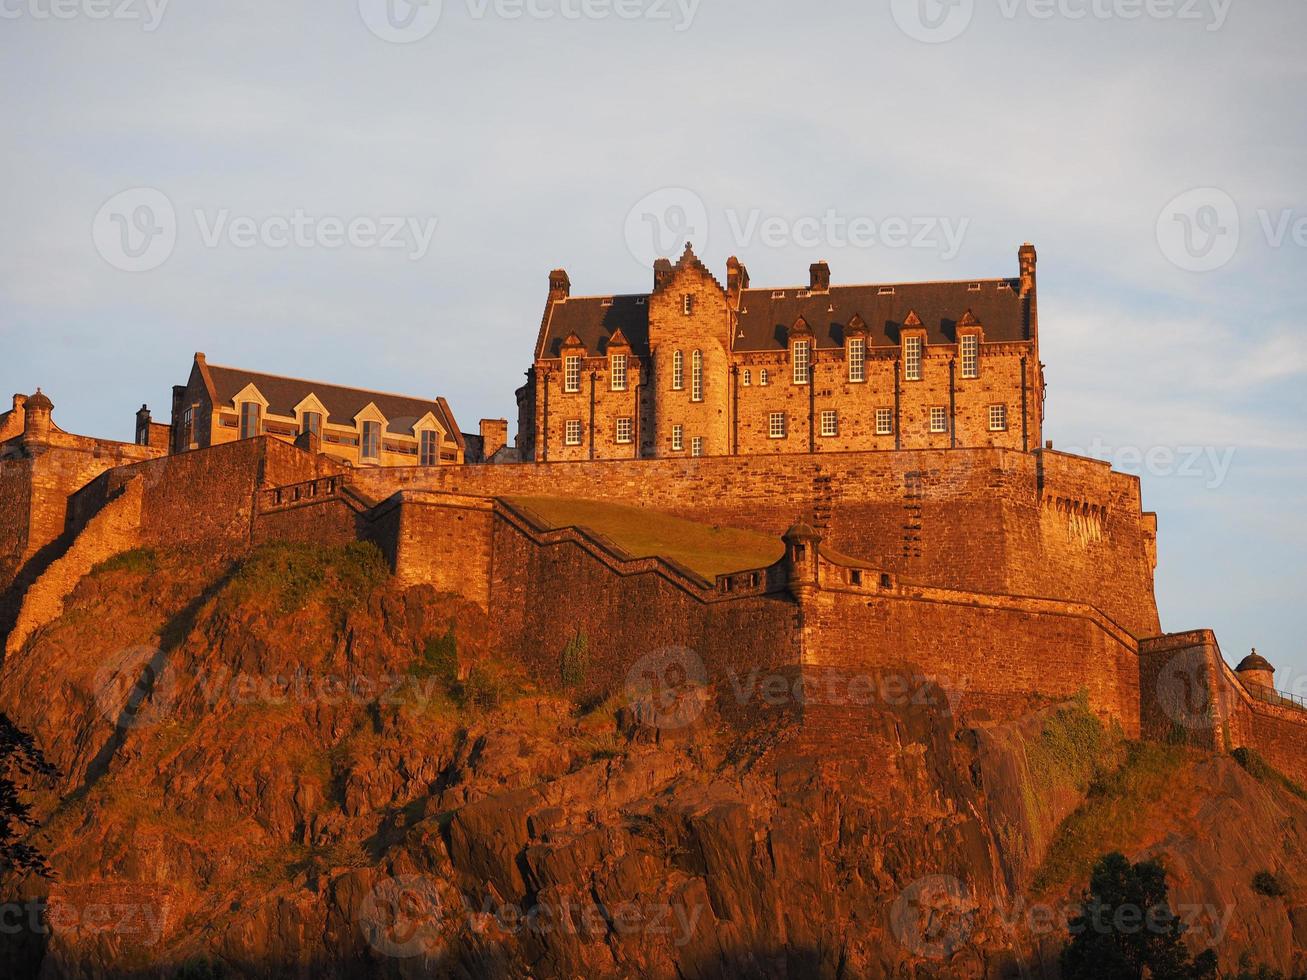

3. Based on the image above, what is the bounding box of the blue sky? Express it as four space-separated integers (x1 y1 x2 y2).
2 1 1304 682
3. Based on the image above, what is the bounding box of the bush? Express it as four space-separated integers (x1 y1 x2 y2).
560 631 588 688
457 666 506 712
413 627 458 683
1253 871 1287 898
224 541 388 616
1232 748 1307 801
91 547 157 576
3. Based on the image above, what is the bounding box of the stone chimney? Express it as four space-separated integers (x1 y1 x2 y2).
726 256 750 303
653 258 674 291
480 418 509 461
1019 243 1037 297
549 269 571 302
135 404 152 446
12 393 27 413
809 261 831 293
23 389 53 445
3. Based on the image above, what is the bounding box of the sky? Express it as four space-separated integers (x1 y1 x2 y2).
2 0 1304 682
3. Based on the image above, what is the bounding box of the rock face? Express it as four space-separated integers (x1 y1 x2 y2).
0 544 1304 978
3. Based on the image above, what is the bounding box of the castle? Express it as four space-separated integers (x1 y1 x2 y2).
2 245 1304 786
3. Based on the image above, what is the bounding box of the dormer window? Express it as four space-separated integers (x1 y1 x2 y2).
792 340 811 385
960 335 979 379
564 355 581 393
904 337 923 382
239 402 261 440
682 294 694 316
301 411 322 437
673 350 684 390
420 429 440 466
610 353 628 392
361 421 381 460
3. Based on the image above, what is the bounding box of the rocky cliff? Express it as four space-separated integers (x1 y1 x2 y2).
0 542 1302 978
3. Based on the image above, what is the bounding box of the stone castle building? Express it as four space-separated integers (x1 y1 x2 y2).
156 353 506 468
516 243 1044 462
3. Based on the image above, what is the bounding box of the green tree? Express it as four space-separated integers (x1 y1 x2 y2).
0 713 58 878
1060 852 1217 980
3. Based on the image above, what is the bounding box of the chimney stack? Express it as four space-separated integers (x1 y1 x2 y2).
726 256 750 302
653 258 674 291
809 261 831 293
1019 243 1037 297
549 269 571 302
480 419 509 461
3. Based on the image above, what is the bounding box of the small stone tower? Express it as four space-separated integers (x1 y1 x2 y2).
22 388 53 446
783 521 822 603
1235 649 1275 694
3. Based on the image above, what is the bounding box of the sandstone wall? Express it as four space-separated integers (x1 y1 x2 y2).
0 458 33 593
342 447 1160 637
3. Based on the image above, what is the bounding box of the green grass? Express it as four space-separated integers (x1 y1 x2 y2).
504 496 783 580
221 541 388 616
90 547 158 576
1232 747 1307 800
1031 740 1191 894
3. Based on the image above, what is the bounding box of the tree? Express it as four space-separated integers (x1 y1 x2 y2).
1060 852 1217 980
0 713 58 879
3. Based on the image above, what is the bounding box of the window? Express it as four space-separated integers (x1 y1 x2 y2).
683 294 694 316
610 354 628 391
769 412 787 439
361 420 381 460
848 338 866 383
792 340 811 384
672 424 684 452
821 410 838 438
960 335 979 379
615 417 633 444
239 402 261 440
564 355 582 393
760 369 769 386
301 411 322 437
876 408 894 436
742 369 751 386
419 429 440 466
182 406 194 447
930 407 949 434
691 350 703 402
691 437 703 457
565 419 583 445
904 336 923 381
673 350 684 390
989 404 1008 432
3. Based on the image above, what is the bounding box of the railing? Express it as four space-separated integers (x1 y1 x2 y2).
1243 682 1307 713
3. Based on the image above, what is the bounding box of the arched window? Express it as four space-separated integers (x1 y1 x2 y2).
673 350 684 390
760 369 769 386
691 350 703 402
742 369 751 386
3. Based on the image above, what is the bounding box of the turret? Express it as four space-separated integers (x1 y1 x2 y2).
783 521 822 602
22 388 53 445
1236 649 1275 694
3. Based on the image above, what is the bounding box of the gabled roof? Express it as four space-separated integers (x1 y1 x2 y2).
202 360 460 438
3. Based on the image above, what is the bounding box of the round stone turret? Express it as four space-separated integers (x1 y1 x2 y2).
1236 649 1275 694
783 521 822 602
22 388 53 444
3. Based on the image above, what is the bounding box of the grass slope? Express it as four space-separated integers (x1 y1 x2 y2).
504 496 784 580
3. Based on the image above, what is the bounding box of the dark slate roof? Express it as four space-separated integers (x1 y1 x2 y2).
537 295 650 359
204 363 458 437
535 279 1029 360
735 279 1030 350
